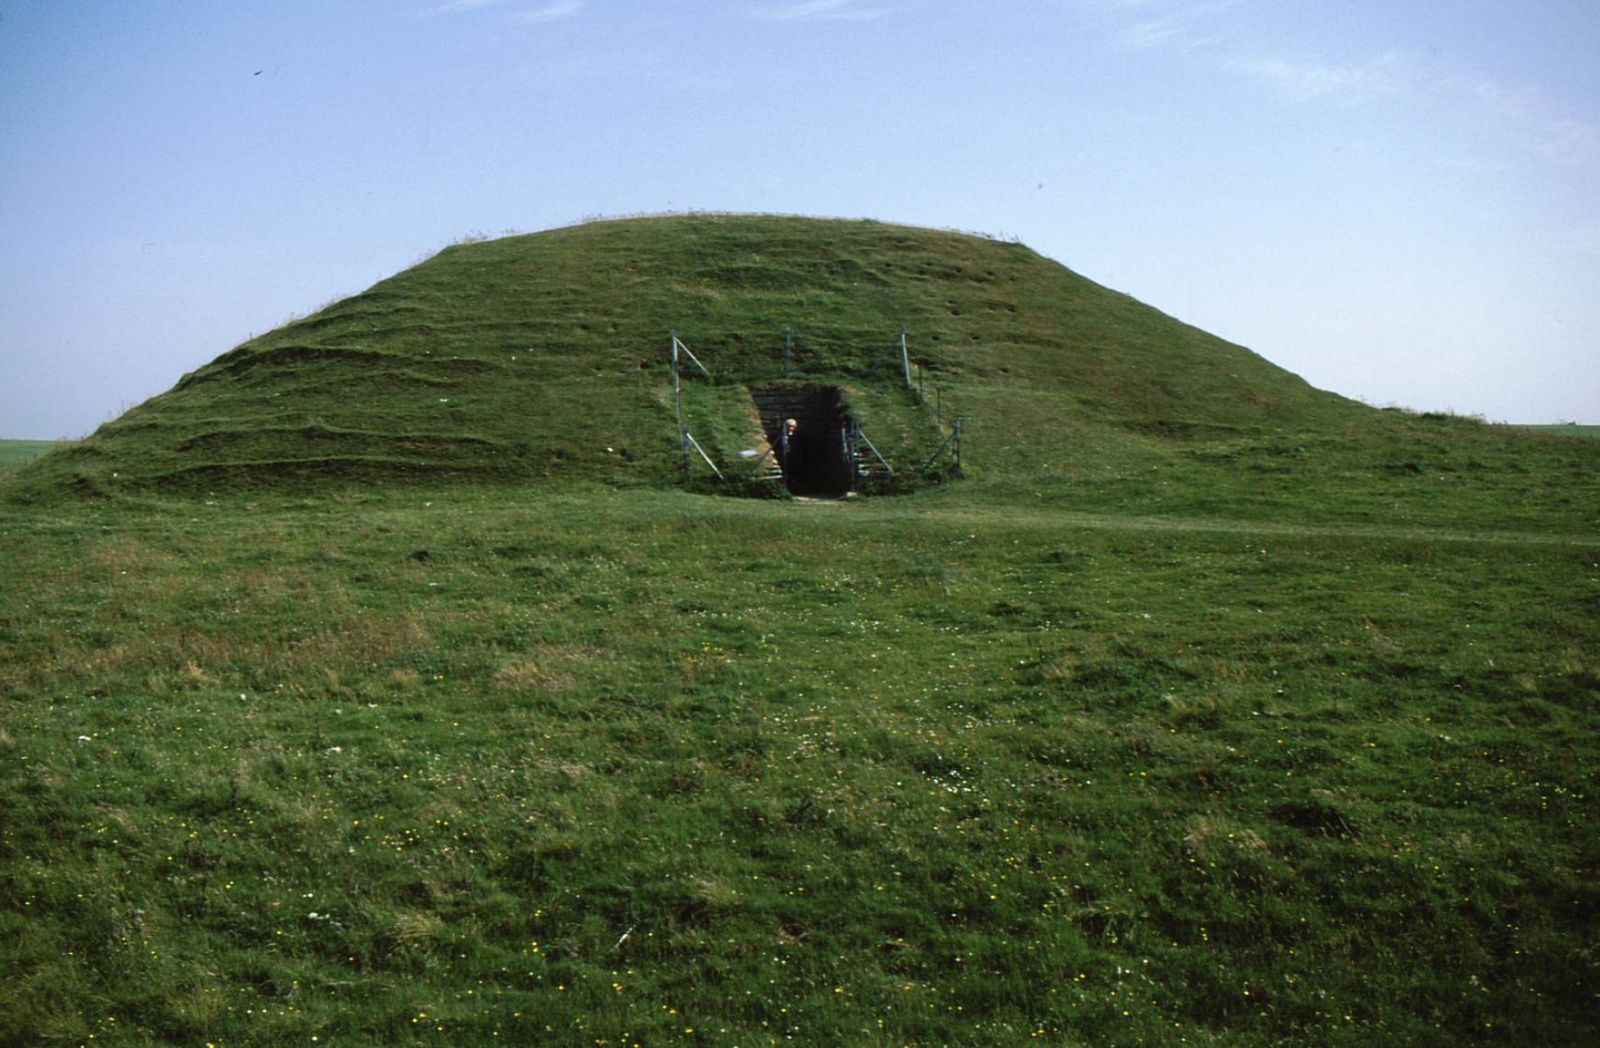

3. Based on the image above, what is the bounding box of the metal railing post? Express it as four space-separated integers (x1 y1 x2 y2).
900 328 913 391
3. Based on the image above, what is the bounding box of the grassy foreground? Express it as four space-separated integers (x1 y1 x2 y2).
2 467 1597 1045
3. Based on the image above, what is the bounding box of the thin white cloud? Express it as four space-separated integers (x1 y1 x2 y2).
1086 0 1408 108
1119 19 1183 50
1087 0 1236 56
1117 17 1219 54
1077 0 1184 12
1436 153 1509 177
1226 51 1403 107
509 0 584 23
1462 78 1598 166
425 0 582 21
427 0 515 15
751 0 891 23
1544 224 1600 259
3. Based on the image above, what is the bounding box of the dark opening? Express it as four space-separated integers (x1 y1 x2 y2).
753 386 853 497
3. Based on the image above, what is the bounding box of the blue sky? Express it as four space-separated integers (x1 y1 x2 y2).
2 0 1596 438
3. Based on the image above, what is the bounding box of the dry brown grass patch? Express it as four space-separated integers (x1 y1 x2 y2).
491 644 600 693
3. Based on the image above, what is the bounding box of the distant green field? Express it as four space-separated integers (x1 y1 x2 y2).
0 440 59 468
1513 424 1600 438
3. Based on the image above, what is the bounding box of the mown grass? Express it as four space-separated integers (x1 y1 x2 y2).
2 467 1596 1046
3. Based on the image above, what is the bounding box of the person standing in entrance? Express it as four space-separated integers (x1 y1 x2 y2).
780 418 798 467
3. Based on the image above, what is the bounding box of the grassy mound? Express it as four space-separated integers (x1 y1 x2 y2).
13 213 1364 498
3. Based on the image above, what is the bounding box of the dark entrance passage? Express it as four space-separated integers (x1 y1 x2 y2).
752 386 853 497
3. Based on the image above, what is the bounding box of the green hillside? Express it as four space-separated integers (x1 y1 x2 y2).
13 214 1364 499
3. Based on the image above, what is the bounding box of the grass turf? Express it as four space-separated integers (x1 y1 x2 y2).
1 475 1596 1046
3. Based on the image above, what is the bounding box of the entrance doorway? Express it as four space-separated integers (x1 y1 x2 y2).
751 386 853 497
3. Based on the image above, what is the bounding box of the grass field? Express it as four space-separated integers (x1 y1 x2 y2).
2 470 1596 1046
0 439 60 473
1512 424 1600 439
2 217 1597 1045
